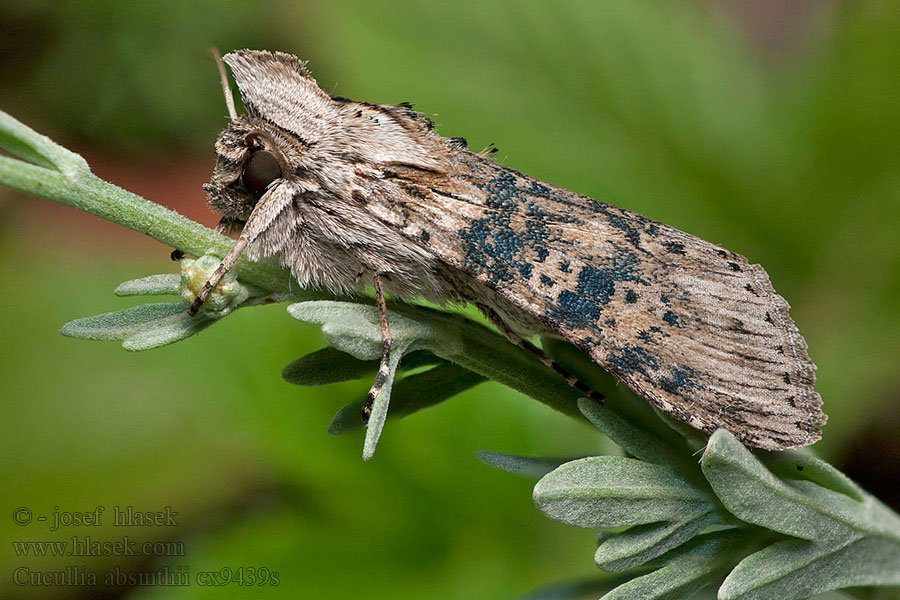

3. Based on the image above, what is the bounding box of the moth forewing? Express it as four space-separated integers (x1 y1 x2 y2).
193 49 826 451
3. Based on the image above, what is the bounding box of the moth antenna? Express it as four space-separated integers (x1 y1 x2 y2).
209 46 237 121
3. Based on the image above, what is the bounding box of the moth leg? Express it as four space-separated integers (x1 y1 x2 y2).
188 185 292 317
187 237 249 316
475 303 604 402
362 274 393 422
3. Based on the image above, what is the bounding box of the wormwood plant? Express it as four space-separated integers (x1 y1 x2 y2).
2 110 899 600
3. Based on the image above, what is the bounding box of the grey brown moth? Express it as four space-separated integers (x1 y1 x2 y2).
192 49 825 451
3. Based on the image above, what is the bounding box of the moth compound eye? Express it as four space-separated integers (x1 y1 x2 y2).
243 150 282 193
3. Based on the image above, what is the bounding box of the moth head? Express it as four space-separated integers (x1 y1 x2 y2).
203 121 296 229
203 49 451 228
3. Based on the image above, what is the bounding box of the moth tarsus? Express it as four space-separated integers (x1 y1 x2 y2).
361 274 393 422
187 236 248 317
187 290 207 317
195 49 826 450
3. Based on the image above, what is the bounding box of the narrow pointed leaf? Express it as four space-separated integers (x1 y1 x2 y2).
282 348 378 386
328 403 366 436
762 451 866 503
577 398 696 471
362 344 406 461
60 302 214 351
519 577 623 600
61 302 186 340
0 109 80 170
701 430 862 543
114 274 181 296
121 313 214 351
383 362 484 416
330 363 485 433
595 510 721 572
288 302 383 359
284 348 447 388
534 456 709 529
477 452 575 480
602 531 740 600
719 536 900 600
287 301 439 360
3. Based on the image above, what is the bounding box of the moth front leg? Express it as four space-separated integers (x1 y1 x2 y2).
362 273 392 422
188 184 294 317
187 238 249 316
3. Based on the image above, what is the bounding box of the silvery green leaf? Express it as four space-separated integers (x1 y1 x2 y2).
595 510 722 572
476 452 575 480
387 362 485 413
719 536 900 600
651 406 710 450
602 530 739 600
392 349 450 372
361 346 403 461
60 302 214 351
283 348 445 388
761 450 866 503
114 274 181 296
534 456 709 529
577 398 694 470
329 363 485 434
288 300 589 426
282 347 378 386
327 403 367 436
286 301 453 459
701 430 871 544
287 301 441 360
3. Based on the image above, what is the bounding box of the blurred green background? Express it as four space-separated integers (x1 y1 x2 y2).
1 1 898 598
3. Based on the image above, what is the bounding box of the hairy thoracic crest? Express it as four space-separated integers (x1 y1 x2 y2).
202 49 826 450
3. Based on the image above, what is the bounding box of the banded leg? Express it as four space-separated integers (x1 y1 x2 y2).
476 304 604 402
362 274 392 422
187 237 249 316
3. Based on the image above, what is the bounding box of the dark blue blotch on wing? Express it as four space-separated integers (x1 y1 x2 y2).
663 310 681 326
606 345 660 376
546 249 650 330
659 367 700 393
606 213 642 249
553 290 603 328
460 166 578 285
459 213 529 283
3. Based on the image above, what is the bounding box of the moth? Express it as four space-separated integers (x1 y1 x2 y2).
192 49 825 451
